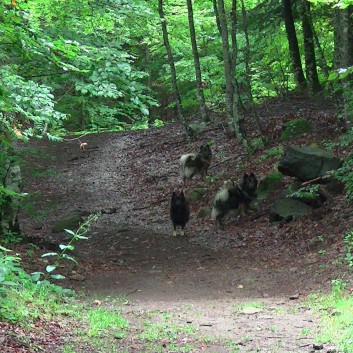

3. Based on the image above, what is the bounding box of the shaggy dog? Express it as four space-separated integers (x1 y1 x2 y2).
180 144 212 185
170 191 190 236
211 173 258 228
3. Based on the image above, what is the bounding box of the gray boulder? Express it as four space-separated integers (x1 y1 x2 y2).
269 197 310 223
278 146 342 181
51 211 84 233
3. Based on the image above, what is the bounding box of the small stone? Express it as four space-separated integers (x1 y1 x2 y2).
241 307 263 314
313 343 324 350
289 293 299 300
69 273 85 281
101 208 117 214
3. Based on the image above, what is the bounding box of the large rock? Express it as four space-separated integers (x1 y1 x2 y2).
269 197 310 223
257 173 283 194
51 211 84 233
278 146 342 181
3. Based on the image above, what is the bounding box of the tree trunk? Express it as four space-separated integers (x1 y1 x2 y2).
301 0 321 95
333 6 353 127
230 0 237 76
310 13 329 78
333 8 344 70
334 7 353 68
0 157 21 238
239 0 264 139
217 0 248 148
240 0 252 103
282 0 306 90
158 0 184 122
145 44 152 88
186 0 209 121
230 0 240 120
212 0 222 36
217 0 233 129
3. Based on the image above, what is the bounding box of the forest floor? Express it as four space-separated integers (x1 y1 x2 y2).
9 94 353 352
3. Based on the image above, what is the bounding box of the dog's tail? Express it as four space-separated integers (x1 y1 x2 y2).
211 189 229 220
180 153 196 179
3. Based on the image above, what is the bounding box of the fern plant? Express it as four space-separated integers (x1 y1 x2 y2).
287 184 320 200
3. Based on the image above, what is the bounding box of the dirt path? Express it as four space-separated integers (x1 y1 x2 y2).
19 125 344 352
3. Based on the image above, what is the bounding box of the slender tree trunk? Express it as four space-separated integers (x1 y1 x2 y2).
333 8 344 70
335 7 353 68
240 0 252 103
309 14 329 78
238 0 264 141
301 0 321 94
333 6 353 127
282 0 306 90
186 0 209 121
229 0 244 140
80 99 85 129
158 0 184 122
145 44 152 88
230 0 239 117
212 0 222 36
230 0 237 76
217 0 248 147
217 0 233 128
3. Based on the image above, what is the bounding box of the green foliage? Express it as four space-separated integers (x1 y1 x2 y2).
41 213 100 281
322 129 353 201
0 229 22 245
287 184 320 200
343 231 353 267
0 213 98 325
0 245 74 323
0 68 66 139
87 307 128 337
138 318 196 342
280 118 313 140
153 119 164 127
334 155 353 202
250 137 265 152
309 280 353 353
0 0 346 131
0 0 158 136
258 146 283 161
0 246 25 293
257 172 283 195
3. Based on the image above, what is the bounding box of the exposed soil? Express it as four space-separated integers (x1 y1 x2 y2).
11 96 353 352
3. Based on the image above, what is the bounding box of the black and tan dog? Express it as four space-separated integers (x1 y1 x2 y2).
211 173 258 228
180 144 212 185
170 191 190 236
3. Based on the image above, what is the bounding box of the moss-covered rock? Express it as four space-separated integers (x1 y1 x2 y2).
278 146 342 181
269 197 309 223
51 211 84 233
257 172 283 194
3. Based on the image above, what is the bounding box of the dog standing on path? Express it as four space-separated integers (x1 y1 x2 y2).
170 191 190 236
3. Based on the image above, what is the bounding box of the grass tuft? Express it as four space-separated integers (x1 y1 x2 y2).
309 280 353 352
